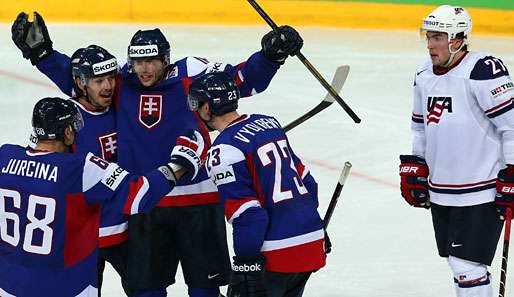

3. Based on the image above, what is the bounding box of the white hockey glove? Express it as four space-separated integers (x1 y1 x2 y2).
166 130 205 182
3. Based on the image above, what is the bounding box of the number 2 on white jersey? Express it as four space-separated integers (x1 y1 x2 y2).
0 188 56 255
257 139 308 203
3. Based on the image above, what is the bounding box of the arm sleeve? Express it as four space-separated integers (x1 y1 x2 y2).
36 50 74 96
411 73 426 157
81 153 173 215
469 56 514 164
185 52 280 98
207 143 268 256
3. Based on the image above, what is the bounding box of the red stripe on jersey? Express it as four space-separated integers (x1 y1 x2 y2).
123 177 144 214
181 77 193 94
296 162 305 179
263 239 326 272
64 193 100 268
157 191 220 207
225 197 259 220
176 137 199 151
485 98 513 114
429 178 496 188
99 231 128 248
113 74 122 111
246 153 266 207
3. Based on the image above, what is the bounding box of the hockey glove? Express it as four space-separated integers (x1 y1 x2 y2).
169 130 205 182
399 155 430 209
227 255 267 297
495 165 514 219
261 25 303 64
12 11 53 65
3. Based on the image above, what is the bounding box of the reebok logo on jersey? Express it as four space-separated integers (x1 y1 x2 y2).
427 96 452 125
490 81 514 98
232 263 262 272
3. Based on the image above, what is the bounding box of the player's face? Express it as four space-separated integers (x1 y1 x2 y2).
426 32 451 66
133 58 165 87
86 73 116 108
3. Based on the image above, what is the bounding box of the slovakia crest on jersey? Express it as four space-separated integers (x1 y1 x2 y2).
139 94 162 129
99 132 118 162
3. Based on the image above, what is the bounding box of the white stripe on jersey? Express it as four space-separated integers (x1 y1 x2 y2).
130 177 149 215
0 287 15 297
165 178 218 196
75 285 98 297
260 229 325 252
227 200 261 224
99 222 128 237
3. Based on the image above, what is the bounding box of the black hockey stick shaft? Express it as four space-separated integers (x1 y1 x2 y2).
324 162 352 229
284 65 349 132
500 207 512 297
247 0 361 124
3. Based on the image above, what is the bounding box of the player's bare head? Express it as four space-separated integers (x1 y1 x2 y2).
32 97 84 150
188 72 240 131
71 45 117 110
128 28 170 87
420 5 471 67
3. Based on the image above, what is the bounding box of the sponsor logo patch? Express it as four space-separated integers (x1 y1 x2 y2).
211 166 236 186
92 58 118 75
490 81 514 98
129 45 159 58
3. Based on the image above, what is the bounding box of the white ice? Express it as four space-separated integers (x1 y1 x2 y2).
1 23 514 297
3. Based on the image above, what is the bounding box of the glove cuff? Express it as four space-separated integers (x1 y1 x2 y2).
158 164 178 185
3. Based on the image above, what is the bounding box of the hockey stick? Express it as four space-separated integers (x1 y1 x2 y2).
324 161 352 229
247 0 361 124
284 65 349 132
499 207 513 297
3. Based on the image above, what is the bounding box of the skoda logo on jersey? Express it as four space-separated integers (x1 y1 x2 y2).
98 132 118 162
139 94 163 129
426 96 453 125
92 58 118 75
129 45 159 58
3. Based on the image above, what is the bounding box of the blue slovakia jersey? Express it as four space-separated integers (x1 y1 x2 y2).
205 114 326 273
37 50 279 207
70 99 124 247
0 144 173 296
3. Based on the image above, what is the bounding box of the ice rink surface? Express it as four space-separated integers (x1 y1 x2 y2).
1 22 514 296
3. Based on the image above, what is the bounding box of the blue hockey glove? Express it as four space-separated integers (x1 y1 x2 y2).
12 11 53 65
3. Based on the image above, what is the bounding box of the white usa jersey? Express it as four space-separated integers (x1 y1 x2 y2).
411 52 514 206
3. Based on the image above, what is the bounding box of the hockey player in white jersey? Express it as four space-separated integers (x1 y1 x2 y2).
399 5 514 297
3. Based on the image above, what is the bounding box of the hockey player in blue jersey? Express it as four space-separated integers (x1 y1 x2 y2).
0 97 204 297
188 72 326 297
12 11 303 297
70 45 135 296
